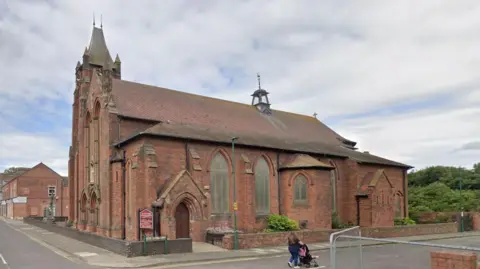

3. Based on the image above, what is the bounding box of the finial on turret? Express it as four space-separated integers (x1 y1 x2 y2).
93 12 95 26
257 73 261 89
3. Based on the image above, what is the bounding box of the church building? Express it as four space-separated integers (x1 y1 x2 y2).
68 24 412 242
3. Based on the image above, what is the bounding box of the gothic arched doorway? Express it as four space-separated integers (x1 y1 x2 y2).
175 202 190 239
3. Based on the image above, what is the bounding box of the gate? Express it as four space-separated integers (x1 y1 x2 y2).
329 226 480 269
457 213 474 232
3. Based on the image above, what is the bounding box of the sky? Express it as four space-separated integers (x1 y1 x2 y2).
0 0 479 176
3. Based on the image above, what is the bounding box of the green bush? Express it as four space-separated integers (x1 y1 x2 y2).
266 214 299 232
331 212 354 229
66 220 73 227
394 217 416 226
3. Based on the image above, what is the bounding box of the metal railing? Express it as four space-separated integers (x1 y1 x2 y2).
329 227 480 269
329 226 363 269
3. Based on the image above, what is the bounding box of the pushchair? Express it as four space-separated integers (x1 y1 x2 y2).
298 244 319 268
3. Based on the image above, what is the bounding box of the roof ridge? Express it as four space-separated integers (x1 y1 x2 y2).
114 78 320 119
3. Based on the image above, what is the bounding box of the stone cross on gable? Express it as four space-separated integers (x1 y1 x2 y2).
313 112 318 119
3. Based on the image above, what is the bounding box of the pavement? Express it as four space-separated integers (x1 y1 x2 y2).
168 237 480 269
0 217 100 269
1 216 480 269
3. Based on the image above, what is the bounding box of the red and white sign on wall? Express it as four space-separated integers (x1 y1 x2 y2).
139 208 153 230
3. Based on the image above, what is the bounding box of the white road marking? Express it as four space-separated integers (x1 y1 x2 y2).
74 252 98 257
41 232 53 235
3 222 81 264
0 253 7 264
20 227 34 230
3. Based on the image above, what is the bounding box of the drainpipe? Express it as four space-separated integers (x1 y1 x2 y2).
277 152 282 215
356 196 360 226
121 150 126 240
402 170 407 218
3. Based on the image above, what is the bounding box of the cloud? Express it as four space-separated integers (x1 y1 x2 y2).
458 141 480 151
0 0 479 175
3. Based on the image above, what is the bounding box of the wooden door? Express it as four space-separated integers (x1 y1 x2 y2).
175 203 190 238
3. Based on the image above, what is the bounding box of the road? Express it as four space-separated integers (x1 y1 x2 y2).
0 219 99 269
165 237 480 269
0 217 479 269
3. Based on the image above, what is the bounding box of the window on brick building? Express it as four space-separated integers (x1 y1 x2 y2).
85 112 91 183
293 174 307 203
48 186 56 197
255 157 270 214
395 194 402 218
329 161 338 213
210 152 229 214
93 102 101 185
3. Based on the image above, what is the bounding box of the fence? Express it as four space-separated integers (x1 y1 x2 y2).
330 226 480 269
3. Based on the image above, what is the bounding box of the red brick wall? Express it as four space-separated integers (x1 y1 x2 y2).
222 229 333 249
221 223 457 249
413 212 480 230
12 204 28 219
361 223 457 238
413 212 458 223
431 251 478 269
472 212 480 231
280 169 332 230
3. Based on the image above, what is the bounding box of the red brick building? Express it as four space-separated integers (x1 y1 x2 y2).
0 163 69 219
68 25 412 242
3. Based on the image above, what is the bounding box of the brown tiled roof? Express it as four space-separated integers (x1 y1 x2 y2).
111 79 349 146
110 79 412 169
280 154 333 170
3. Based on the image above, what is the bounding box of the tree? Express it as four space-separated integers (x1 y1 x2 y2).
2 167 29 175
408 163 480 216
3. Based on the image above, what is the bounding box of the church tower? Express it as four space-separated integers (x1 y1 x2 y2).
69 20 121 224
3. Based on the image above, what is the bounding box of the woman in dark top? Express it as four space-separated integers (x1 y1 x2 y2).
287 233 303 268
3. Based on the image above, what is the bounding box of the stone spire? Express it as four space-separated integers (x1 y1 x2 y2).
84 25 114 68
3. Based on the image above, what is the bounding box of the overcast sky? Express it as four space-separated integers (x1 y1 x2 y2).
0 0 479 176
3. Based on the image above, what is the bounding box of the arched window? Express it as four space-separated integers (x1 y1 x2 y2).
395 194 402 217
93 102 101 184
255 157 270 214
210 152 229 214
329 161 338 213
84 112 91 183
126 161 132 223
293 174 307 203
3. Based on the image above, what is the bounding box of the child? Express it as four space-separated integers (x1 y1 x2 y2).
287 233 303 268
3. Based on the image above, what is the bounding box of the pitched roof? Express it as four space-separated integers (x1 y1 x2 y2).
112 79 352 146
110 79 412 169
280 154 333 170
357 169 394 196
